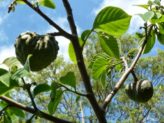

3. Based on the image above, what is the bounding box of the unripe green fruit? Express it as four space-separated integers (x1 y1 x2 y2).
125 80 153 103
15 32 59 71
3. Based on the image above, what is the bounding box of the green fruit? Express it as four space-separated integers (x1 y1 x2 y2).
125 80 153 103
15 32 59 71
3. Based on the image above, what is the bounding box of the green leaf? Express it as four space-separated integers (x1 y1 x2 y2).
0 78 18 95
0 68 8 76
16 0 25 4
81 30 92 41
48 90 63 114
60 72 76 88
157 33 164 45
68 39 83 63
68 42 76 63
158 23 164 34
38 0 56 9
9 107 25 118
99 34 120 58
4 115 12 123
144 30 156 54
33 83 51 96
0 73 11 87
134 4 149 9
11 68 29 80
93 6 131 37
2 57 21 69
139 11 154 22
92 53 109 79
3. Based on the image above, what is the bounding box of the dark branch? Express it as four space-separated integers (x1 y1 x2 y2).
0 96 72 123
62 0 107 122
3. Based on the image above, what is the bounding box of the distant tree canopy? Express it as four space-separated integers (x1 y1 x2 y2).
0 0 163 123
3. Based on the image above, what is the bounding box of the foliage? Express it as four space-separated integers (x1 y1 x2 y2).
0 0 163 123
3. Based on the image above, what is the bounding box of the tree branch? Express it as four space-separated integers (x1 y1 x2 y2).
0 96 72 123
102 24 154 110
62 0 107 122
22 0 72 39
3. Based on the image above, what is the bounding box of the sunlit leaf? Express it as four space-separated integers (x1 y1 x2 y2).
38 0 56 9
92 53 109 79
93 6 131 37
68 39 83 63
99 34 120 58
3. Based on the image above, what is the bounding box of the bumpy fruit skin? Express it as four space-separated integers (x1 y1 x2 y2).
15 32 59 71
125 80 153 103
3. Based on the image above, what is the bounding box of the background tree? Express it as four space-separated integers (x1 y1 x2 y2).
0 0 163 123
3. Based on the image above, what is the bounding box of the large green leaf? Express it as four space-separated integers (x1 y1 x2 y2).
33 83 51 96
93 6 131 37
48 89 63 114
60 72 76 88
144 30 156 54
92 53 109 79
99 34 120 58
38 0 56 9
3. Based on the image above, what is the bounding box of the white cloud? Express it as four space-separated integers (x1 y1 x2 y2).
0 46 15 63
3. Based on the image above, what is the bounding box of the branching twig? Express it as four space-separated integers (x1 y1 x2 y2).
0 96 72 123
57 82 88 97
21 78 38 111
22 0 72 39
102 24 154 110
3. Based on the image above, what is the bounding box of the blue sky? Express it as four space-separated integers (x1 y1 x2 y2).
0 0 164 62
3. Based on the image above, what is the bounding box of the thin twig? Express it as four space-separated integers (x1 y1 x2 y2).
22 0 72 39
102 24 154 110
0 96 72 123
139 107 151 123
57 82 88 97
21 78 37 111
